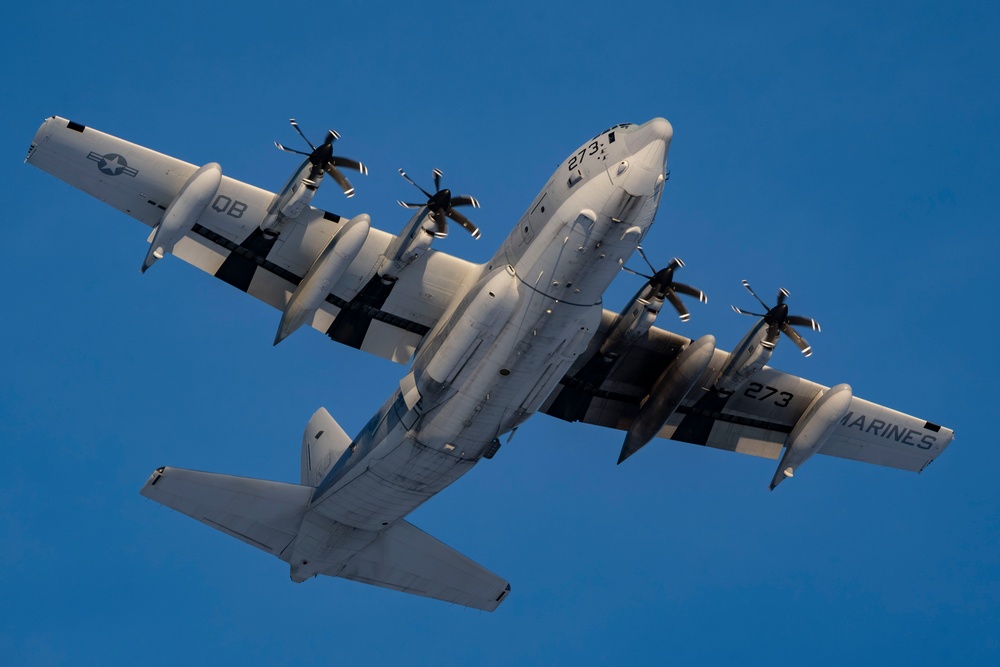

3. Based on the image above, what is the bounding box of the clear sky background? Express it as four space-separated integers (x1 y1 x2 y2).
2 1 998 664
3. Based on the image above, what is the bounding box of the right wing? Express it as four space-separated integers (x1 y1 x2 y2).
544 309 954 474
25 116 478 363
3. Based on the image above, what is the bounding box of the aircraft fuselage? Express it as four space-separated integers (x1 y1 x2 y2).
288 119 672 579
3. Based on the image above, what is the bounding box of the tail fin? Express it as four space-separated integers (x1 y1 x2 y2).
301 407 353 486
140 467 312 560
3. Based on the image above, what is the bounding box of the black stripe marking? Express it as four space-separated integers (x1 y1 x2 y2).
545 354 618 422
326 275 399 348
66 120 86 133
670 391 737 446
548 377 793 441
213 228 280 292
189 223 430 342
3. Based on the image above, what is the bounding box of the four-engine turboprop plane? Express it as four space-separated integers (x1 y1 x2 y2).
25 116 954 611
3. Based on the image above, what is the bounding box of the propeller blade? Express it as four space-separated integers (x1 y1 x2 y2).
446 207 481 239
449 195 480 208
289 119 316 151
397 201 424 209
330 156 369 175
398 169 433 199
621 266 653 280
433 168 443 192
732 305 765 317
324 165 355 198
781 322 812 356
787 315 821 332
636 246 658 275
742 279 771 311
274 141 310 157
665 290 691 322
777 287 790 305
324 129 341 144
673 282 708 304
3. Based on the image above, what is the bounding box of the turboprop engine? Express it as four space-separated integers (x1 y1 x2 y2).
602 251 706 360
142 162 222 273
714 281 820 393
378 169 481 283
261 119 367 235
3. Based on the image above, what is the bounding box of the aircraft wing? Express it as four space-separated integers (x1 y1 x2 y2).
25 116 477 363
543 309 954 475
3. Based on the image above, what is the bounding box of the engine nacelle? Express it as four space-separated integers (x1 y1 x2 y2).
713 320 772 393
378 208 437 282
274 214 370 345
279 178 318 219
260 159 321 234
769 383 853 490
600 288 662 360
141 162 222 273
618 334 716 463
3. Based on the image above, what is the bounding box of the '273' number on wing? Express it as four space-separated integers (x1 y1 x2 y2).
744 381 793 408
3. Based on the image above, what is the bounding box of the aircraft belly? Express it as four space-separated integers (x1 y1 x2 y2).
315 434 476 531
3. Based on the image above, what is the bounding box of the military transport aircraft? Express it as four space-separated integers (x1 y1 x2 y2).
25 116 954 612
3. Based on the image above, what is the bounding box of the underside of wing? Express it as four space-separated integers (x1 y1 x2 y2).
26 116 478 364
543 309 954 479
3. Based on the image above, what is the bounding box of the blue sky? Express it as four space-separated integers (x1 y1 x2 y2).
2 1 998 664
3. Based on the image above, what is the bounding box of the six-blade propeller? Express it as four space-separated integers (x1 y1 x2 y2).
275 119 368 198
732 280 821 356
623 246 707 321
397 168 482 239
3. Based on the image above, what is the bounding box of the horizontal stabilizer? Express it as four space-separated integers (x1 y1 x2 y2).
140 467 312 558
338 520 510 612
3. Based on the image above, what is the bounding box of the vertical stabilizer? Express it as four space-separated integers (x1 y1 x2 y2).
301 408 353 486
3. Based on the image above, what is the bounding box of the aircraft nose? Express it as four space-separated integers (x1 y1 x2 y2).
625 117 673 170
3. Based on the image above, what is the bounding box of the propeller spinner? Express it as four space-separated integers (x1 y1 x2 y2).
397 168 481 239
274 119 368 197
623 246 707 321
732 280 821 356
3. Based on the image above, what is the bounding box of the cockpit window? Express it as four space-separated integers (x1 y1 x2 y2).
590 123 633 141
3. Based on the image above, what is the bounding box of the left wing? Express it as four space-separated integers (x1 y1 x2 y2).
25 116 477 363
543 309 954 476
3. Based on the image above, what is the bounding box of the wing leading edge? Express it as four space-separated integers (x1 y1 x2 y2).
543 309 954 476
25 116 478 363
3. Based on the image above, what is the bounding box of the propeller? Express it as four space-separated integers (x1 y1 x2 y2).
622 246 707 321
274 119 368 198
396 168 481 239
732 280 821 356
